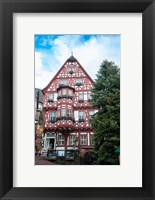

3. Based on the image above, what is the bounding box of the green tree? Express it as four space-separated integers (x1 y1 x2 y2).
91 60 120 165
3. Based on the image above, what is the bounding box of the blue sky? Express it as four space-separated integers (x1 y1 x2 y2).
35 34 120 89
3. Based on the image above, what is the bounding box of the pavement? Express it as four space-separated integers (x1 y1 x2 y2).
35 155 59 165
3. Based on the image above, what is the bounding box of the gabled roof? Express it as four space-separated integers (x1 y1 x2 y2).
43 55 95 93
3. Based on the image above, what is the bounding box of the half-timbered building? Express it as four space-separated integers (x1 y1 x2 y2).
42 55 98 157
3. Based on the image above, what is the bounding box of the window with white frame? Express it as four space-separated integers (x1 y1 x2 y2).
79 93 84 100
62 89 66 95
90 135 94 145
89 110 95 119
58 135 64 145
68 89 72 96
61 108 66 117
80 135 87 145
69 67 74 72
67 109 72 117
69 135 76 145
50 112 56 121
49 93 53 100
60 80 68 85
79 111 84 120
88 93 92 100
76 79 82 84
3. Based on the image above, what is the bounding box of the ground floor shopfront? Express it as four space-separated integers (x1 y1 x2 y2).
42 131 94 158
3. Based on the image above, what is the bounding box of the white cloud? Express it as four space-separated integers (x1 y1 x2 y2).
35 52 56 89
35 35 120 89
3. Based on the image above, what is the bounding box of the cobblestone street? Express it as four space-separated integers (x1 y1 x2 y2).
35 156 59 165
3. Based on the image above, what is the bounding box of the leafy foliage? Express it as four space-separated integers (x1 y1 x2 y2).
91 60 120 165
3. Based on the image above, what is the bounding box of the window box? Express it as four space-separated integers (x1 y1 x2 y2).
56 117 60 121
48 99 54 103
59 84 64 87
67 116 73 121
88 99 92 102
75 82 83 86
50 119 56 123
68 70 74 75
61 116 67 120
79 99 84 103
57 96 61 100
68 95 73 100
62 95 67 99
79 119 85 123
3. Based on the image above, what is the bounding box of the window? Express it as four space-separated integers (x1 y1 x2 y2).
88 93 92 100
61 108 66 117
68 67 74 73
79 93 84 100
90 135 94 145
76 79 82 84
89 111 95 119
69 135 76 145
58 90 61 96
80 135 87 145
68 90 72 96
58 135 64 145
79 111 84 120
49 94 53 100
57 110 60 118
67 109 72 117
50 112 56 121
62 89 66 95
60 80 68 85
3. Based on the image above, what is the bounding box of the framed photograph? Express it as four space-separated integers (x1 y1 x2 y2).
0 0 154 199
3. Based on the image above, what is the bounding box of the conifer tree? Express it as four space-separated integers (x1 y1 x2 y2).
91 60 120 165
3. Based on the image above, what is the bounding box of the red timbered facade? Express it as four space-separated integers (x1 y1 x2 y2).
42 55 98 156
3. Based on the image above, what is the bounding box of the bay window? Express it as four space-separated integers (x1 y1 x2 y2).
62 108 66 117
67 109 72 118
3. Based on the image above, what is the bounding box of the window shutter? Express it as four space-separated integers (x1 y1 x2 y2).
54 93 58 101
74 111 78 121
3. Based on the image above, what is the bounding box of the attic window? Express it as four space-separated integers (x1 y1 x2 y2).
68 67 74 74
75 79 83 86
60 80 68 85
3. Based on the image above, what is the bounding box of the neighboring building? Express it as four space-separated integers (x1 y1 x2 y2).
35 88 44 152
42 55 98 157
